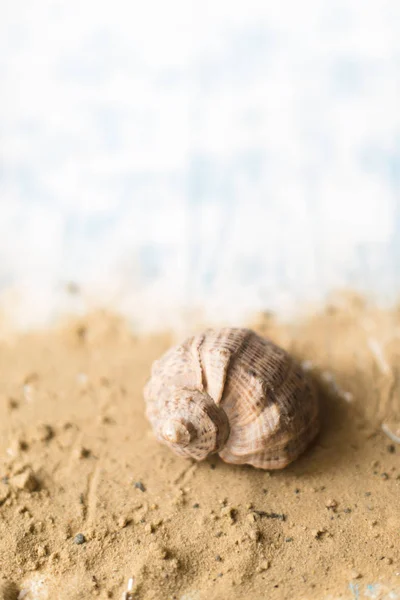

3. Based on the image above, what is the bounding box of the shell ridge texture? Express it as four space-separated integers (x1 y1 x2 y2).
145 327 319 469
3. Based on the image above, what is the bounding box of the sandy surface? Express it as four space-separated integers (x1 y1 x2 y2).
0 294 399 600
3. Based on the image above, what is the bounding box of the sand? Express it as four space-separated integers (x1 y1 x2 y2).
0 294 399 600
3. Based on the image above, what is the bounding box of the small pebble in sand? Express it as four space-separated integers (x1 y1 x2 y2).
381 473 389 480
49 551 59 563
75 446 91 459
74 533 86 545
11 468 39 492
250 529 262 542
149 540 163 554
350 570 362 579
172 491 186 507
325 499 338 509
221 506 237 523
7 438 28 457
215 555 222 562
193 503 200 508
16 505 28 515
36 544 48 557
33 423 54 442
134 481 146 492
387 444 396 454
370 520 378 527
312 529 326 539
257 560 270 573
117 516 129 529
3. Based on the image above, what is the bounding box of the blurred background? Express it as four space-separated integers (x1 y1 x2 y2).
1 1 400 330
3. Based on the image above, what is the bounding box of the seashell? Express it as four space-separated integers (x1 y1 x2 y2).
144 328 319 469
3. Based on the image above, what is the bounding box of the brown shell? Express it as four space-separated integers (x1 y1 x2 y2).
144 328 319 469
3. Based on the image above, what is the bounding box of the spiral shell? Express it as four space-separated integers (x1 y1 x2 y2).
144 328 319 469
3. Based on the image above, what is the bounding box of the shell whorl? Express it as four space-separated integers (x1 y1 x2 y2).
144 328 319 469
161 420 191 446
145 387 230 460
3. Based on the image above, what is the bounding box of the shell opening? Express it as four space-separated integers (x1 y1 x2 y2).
161 419 191 447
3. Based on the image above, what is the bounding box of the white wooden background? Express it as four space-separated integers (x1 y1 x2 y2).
1 1 400 330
